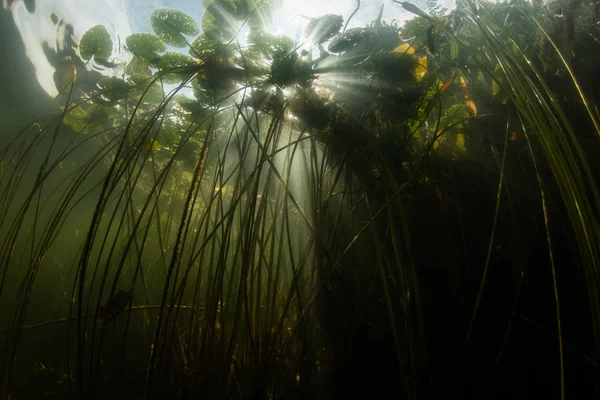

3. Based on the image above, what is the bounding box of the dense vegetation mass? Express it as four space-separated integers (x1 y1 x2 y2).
1 0 600 398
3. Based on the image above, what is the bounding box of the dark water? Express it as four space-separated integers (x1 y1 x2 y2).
1 0 599 399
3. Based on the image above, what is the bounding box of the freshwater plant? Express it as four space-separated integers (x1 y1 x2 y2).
1 0 599 398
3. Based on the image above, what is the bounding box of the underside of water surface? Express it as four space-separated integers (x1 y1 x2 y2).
1 0 600 398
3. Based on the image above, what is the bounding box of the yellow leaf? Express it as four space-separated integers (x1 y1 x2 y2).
413 56 428 81
456 133 465 150
510 131 524 141
393 43 415 55
465 100 477 116
149 138 162 152
459 76 477 116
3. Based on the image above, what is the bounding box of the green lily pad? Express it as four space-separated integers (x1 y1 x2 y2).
85 104 113 125
125 57 152 77
189 33 234 60
159 52 199 83
305 14 343 44
247 30 293 57
98 76 130 101
62 106 88 132
191 74 232 105
201 0 236 9
125 33 166 63
80 25 113 61
237 31 293 81
178 99 207 114
270 50 299 87
128 74 164 104
201 2 238 41
328 28 376 53
151 8 199 47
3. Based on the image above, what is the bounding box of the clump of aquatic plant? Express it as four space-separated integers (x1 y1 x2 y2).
2 0 600 399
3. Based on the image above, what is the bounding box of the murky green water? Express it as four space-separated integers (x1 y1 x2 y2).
1 0 599 398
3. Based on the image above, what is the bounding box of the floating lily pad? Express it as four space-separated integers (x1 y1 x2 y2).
189 33 234 60
191 73 233 105
328 28 376 53
85 104 113 125
125 57 152 77
62 106 88 132
201 0 236 9
270 50 299 87
128 74 164 104
98 76 130 101
157 118 186 147
178 99 207 114
201 2 238 41
126 33 166 63
159 52 199 83
237 31 293 81
151 8 199 47
53 62 77 95
305 14 343 44
247 30 293 57
80 25 113 61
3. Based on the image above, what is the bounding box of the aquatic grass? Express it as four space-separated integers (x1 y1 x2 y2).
2 1 600 398
82 91 322 398
0 7 334 400
436 0 597 389
0 112 127 398
391 0 600 395
463 0 600 374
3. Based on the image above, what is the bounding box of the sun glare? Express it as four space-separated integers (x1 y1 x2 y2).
267 0 456 41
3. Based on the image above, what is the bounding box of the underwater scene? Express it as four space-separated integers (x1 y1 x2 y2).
1 0 599 398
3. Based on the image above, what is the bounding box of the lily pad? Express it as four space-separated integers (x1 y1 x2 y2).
189 33 234 60
125 33 166 63
177 99 207 114
270 50 299 87
128 74 164 104
98 76 130 101
62 106 88 132
247 30 293 57
201 0 236 9
125 56 152 77
53 62 77 95
305 14 343 44
191 74 233 105
201 2 238 41
157 118 186 147
80 25 113 61
237 31 293 81
159 52 199 83
85 104 113 125
328 28 376 53
151 8 199 47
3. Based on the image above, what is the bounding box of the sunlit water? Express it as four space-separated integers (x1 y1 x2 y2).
0 0 458 398
2 0 599 398
4 0 456 98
